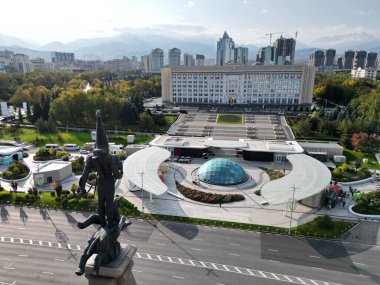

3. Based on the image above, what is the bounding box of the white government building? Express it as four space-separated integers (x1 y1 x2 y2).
161 65 315 110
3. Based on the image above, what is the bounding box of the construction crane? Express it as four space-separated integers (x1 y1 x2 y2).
265 31 286 45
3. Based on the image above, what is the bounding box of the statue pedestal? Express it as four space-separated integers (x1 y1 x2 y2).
84 244 137 285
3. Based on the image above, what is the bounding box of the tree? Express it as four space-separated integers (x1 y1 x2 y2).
294 118 311 138
121 102 139 125
31 104 42 123
18 108 23 123
139 112 155 131
26 103 31 121
41 99 50 121
152 113 166 126
51 182 62 198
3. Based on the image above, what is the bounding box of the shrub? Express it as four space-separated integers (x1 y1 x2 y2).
254 190 261 196
315 214 334 230
50 191 56 197
62 156 69 161
22 152 29 158
56 151 62 158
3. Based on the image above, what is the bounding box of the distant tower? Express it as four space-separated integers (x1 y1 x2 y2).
150 48 164 73
168 48 181 67
216 31 236 66
273 36 296 65
256 46 276 65
365 52 377 68
183 53 195 66
342 50 355 69
309 50 325 67
354 50 367 69
337 56 343 69
196 54 205 66
235 47 248 64
324 49 336 66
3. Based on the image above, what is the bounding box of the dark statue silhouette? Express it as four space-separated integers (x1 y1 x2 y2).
75 110 128 277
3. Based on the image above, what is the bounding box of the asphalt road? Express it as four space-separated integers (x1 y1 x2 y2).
0 205 379 285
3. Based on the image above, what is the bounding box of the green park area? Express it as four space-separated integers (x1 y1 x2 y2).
0 128 154 147
216 114 243 124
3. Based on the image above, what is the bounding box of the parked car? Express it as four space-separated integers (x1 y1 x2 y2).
63 143 80 151
45 144 61 151
80 149 90 154
178 156 191 163
207 150 215 156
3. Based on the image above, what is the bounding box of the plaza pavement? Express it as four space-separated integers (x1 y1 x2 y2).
2 149 379 229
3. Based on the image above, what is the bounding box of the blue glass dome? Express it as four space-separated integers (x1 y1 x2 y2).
197 158 248 186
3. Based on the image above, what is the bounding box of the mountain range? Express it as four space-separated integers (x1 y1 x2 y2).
1 32 380 64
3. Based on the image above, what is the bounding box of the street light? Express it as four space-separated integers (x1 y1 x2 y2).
288 185 299 235
35 174 44 208
138 171 145 217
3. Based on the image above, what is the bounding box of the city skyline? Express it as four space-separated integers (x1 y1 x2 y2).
1 0 380 48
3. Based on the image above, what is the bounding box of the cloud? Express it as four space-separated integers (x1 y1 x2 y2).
187 1 194 7
114 23 207 37
243 0 253 4
261 8 267 14
358 10 371 16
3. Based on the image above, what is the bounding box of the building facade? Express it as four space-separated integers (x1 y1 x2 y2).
342 50 355 69
216 31 236 66
51 52 75 70
14 53 31 73
161 65 315 109
324 49 336 66
351 68 377 80
366 52 378 68
183 53 195 66
309 50 325 67
273 36 296 65
168 48 181 67
196 54 205 66
256 46 277 65
354 50 367 69
150 48 164 73
235 47 248 65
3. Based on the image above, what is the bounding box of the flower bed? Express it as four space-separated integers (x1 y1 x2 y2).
331 167 371 182
0 161 30 180
216 114 242 124
33 147 70 161
177 184 244 204
260 168 284 180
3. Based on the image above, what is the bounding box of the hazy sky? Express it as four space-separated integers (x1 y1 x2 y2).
2 0 379 46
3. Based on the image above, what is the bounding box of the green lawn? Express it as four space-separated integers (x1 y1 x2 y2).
0 128 153 147
216 114 243 124
344 149 380 170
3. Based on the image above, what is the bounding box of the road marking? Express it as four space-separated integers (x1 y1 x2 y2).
53 259 65 262
0 236 343 285
42 272 54 275
230 243 240 246
132 269 143 273
267 248 279 252
267 260 280 263
309 255 321 259
155 243 165 246
228 253 240 256
17 227 26 230
191 248 201 251
347 251 356 254
3 267 15 270
18 254 28 257
194 238 203 241
311 267 325 270
353 262 366 266
172 276 184 279
216 283 225 285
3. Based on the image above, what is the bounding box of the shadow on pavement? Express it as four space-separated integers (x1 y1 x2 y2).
64 211 79 230
19 207 28 224
1 205 10 223
39 208 50 221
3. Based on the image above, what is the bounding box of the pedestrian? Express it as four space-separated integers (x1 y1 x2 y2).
219 202 221 208
342 198 346 208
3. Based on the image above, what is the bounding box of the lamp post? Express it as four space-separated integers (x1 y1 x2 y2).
35 174 44 208
288 185 298 235
138 171 145 217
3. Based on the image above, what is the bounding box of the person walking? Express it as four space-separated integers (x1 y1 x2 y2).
342 198 346 208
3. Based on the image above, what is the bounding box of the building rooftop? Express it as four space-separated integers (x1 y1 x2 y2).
261 154 331 205
124 146 171 196
0 146 23 155
37 161 71 173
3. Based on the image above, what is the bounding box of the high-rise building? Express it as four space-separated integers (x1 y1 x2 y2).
324 49 336 66
256 46 276 65
51 51 75 70
183 53 195 66
309 50 325 67
150 48 164 73
14 53 31 73
196 54 205 66
273 36 296 65
143 55 151 72
354 50 367 69
342 50 355 69
168 48 181 67
235 47 248 64
216 31 236 66
366 52 377 68
337 57 343 69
